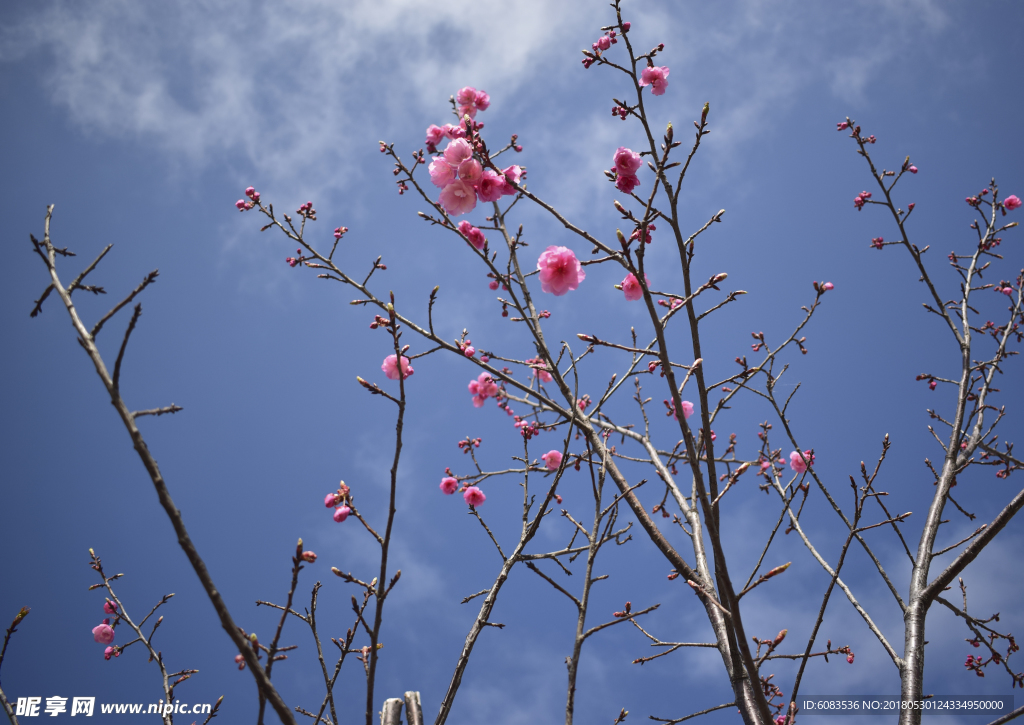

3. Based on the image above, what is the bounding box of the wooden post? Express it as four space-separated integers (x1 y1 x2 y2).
381 698 403 725
403 692 423 725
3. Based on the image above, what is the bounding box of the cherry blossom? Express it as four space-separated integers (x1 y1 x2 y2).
443 138 473 167
616 173 640 193
639 66 670 95
458 158 483 186
1005 195 1022 211
333 505 351 523
381 354 414 381
103 601 118 615
456 87 490 118
440 477 458 495
324 493 338 508
537 246 585 296
463 486 486 507
301 551 317 563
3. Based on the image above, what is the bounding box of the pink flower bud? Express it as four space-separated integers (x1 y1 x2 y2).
104 646 118 660
621 21 631 32
908 166 918 174
929 380 937 390
103 601 118 615
235 653 246 670
822 282 834 291
847 653 855 664
836 121 849 131
1005 195 1022 211
245 187 255 197
324 493 337 508
464 346 476 358
333 505 351 523
381 354 414 381
235 200 246 210
301 551 317 563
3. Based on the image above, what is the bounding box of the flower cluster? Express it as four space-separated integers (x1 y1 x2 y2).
457 220 487 250
611 147 642 193
525 357 553 382
468 372 499 408
853 190 872 210
235 186 261 211
323 481 352 524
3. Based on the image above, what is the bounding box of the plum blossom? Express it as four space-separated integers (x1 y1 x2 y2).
621 273 650 301
441 123 465 140
440 477 458 495
476 169 505 202
541 450 563 471
324 493 338 508
104 646 120 660
457 221 486 250
458 158 483 185
333 505 351 523
537 246 585 296
103 601 118 615
301 551 317 563
456 87 490 118
468 373 499 407
616 173 640 194
613 147 642 175
463 486 486 506
425 124 445 150
1005 195 1022 211
382 354 414 381
429 156 455 187
789 450 815 473
439 180 477 216
639 66 670 95
673 400 694 421
501 165 524 195
93 623 115 645
443 138 473 167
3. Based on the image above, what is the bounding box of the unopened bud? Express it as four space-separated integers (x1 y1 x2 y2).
774 629 788 646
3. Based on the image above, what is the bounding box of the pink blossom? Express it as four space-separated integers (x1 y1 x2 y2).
541 450 563 471
324 493 338 508
382 354 414 381
457 221 487 250
501 165 524 195
103 601 118 615
333 505 351 523
1005 195 1022 211
468 373 499 407
836 121 850 131
464 346 476 357
104 646 119 660
615 173 640 194
929 380 937 390
456 87 490 118
301 551 317 563
440 477 458 495
234 654 245 670
908 166 918 174
535 367 553 383
613 147 642 175
235 199 247 211
822 282 834 291
443 138 473 167
476 169 505 202
537 246 585 296
488 280 499 290
439 180 478 216
429 156 456 187
621 273 650 301
441 123 465 140
999 286 1014 296
639 66 670 95
847 654 855 664
93 623 115 645
425 125 445 148
458 158 483 185
789 450 814 473
463 486 486 507
672 400 694 421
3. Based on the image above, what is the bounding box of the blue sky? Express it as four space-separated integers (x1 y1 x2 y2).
2 1 1023 723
